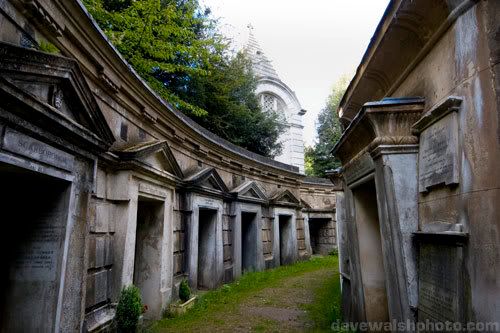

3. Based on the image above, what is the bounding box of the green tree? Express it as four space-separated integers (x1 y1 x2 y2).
83 0 284 157
188 52 285 157
305 76 350 177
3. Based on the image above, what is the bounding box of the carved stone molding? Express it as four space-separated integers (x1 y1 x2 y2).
333 97 424 165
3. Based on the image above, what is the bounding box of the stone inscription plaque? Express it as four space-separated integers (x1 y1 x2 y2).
418 243 463 323
11 218 65 281
3 128 74 171
418 113 459 192
139 183 168 198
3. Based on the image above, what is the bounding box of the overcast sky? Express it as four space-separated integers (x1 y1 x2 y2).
200 0 389 146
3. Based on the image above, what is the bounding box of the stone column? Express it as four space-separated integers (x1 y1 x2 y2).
363 101 423 323
372 145 419 322
302 214 313 256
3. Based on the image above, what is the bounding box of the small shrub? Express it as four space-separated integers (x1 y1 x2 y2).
329 248 339 256
116 285 142 333
179 279 191 303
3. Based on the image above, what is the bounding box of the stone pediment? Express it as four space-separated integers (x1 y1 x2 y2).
184 167 228 194
270 189 300 206
0 42 115 150
230 181 268 203
300 199 312 209
113 140 183 178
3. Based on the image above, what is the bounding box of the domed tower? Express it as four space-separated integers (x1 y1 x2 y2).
245 26 306 173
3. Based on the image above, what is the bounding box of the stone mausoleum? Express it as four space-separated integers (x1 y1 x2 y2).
0 0 336 331
332 0 500 328
245 28 307 174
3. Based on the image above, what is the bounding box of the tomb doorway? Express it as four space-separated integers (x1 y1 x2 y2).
0 163 71 332
278 215 294 265
241 212 258 273
197 208 217 290
133 198 165 320
308 218 332 255
352 179 389 322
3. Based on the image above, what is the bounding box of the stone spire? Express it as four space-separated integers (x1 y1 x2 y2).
245 24 279 79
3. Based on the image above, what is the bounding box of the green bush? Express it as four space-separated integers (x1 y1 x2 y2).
179 279 191 303
329 248 339 256
116 285 142 332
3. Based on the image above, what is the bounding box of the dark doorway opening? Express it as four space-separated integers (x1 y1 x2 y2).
241 212 258 273
352 179 389 322
197 209 217 290
133 198 165 319
0 163 70 332
278 215 293 265
309 218 332 255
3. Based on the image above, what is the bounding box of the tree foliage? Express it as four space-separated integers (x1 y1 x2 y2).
187 52 285 157
83 0 284 157
305 76 349 177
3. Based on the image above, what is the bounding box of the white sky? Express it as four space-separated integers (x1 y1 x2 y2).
200 0 389 146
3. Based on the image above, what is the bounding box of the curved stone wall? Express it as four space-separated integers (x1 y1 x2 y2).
0 0 336 331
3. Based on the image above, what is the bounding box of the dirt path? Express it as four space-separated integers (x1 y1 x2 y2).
179 267 335 332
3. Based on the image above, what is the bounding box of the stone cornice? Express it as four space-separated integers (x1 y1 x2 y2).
333 98 424 165
326 169 344 191
412 96 462 134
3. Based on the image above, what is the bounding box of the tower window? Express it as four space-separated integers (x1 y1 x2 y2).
262 93 276 112
260 93 286 117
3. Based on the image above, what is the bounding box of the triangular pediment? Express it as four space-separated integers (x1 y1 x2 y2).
271 189 300 206
113 140 183 178
230 181 268 202
0 43 115 148
300 199 312 209
243 188 260 199
184 167 228 194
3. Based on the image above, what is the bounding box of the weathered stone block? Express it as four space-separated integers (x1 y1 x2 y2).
263 242 272 255
106 172 130 201
104 237 114 266
90 202 112 233
223 230 230 245
88 235 113 269
224 266 233 283
297 228 305 240
85 270 108 309
173 232 181 252
95 168 106 199
173 253 183 275
223 245 232 261
223 217 230 230
173 213 183 231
